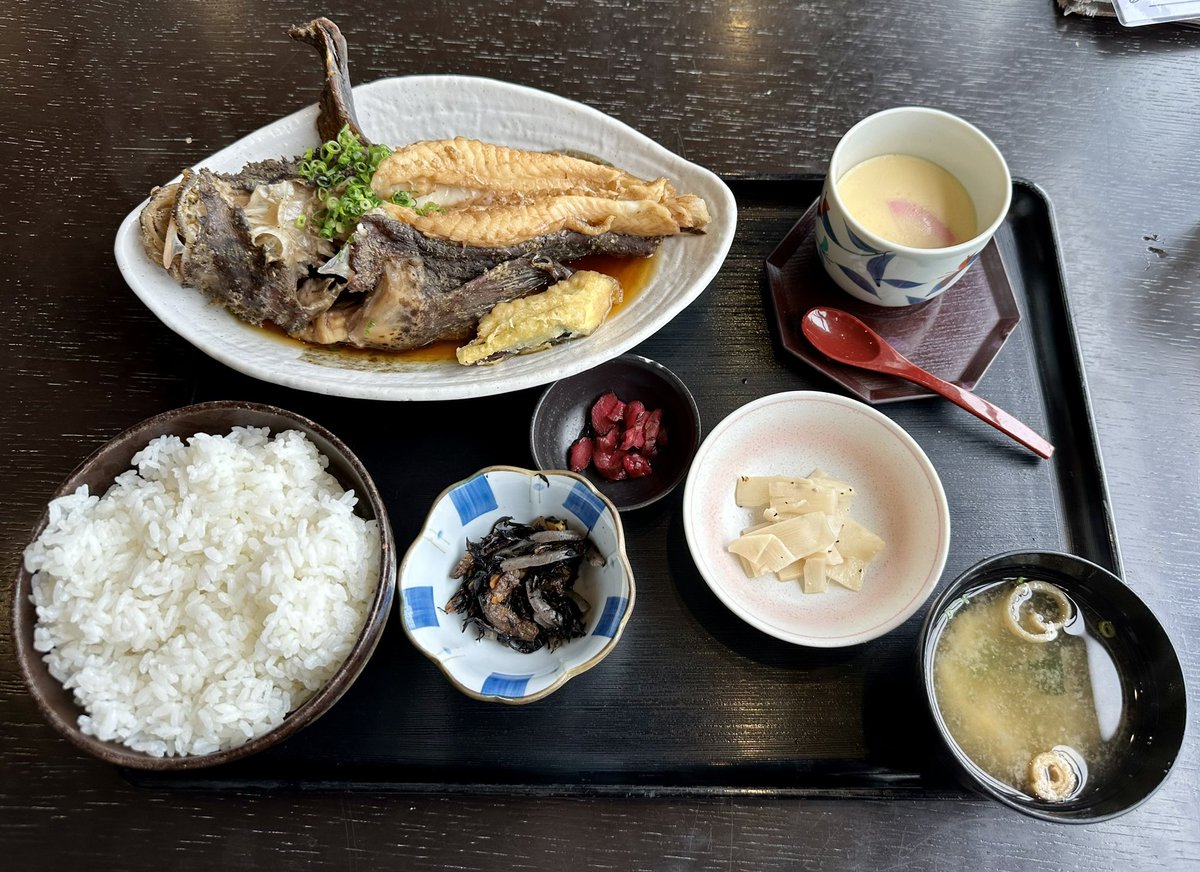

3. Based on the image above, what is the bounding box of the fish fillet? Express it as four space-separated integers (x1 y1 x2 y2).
382 195 702 247
372 137 710 246
373 138 670 203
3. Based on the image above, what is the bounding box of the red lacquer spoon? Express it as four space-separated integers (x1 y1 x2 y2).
802 307 1054 459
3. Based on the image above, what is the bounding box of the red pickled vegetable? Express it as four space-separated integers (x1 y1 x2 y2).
572 390 666 481
619 400 647 450
590 391 625 436
593 444 628 480
643 408 663 450
622 400 646 431
623 453 652 478
568 437 594 472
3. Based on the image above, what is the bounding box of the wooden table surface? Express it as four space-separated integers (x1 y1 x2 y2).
2 1 1197 868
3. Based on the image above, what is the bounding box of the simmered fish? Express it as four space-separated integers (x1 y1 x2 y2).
137 18 711 357
297 213 655 350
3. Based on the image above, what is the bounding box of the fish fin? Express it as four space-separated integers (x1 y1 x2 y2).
288 18 368 144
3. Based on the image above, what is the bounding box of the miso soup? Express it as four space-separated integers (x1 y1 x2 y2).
930 577 1126 802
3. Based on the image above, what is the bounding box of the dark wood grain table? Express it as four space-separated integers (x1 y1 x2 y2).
3 1 1198 868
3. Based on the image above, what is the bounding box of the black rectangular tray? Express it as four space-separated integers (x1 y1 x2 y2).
126 178 1120 796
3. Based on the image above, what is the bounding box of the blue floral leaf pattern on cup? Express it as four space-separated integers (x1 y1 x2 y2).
906 295 926 305
881 278 924 289
866 253 895 286
931 266 969 294
845 225 885 256
836 264 880 298
819 212 842 250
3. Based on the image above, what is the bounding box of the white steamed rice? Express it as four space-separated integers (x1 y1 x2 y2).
23 426 380 758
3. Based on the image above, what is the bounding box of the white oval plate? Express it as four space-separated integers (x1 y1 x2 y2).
682 391 951 647
114 76 737 401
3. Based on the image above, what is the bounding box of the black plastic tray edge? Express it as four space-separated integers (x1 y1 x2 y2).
119 175 1123 796
120 777 970 800
1006 177 1122 579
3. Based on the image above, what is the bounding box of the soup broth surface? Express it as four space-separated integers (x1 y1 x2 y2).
837 154 977 249
931 578 1124 801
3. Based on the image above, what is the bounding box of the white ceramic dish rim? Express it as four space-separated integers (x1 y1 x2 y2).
113 74 737 402
827 106 1012 258
396 465 636 704
681 390 951 647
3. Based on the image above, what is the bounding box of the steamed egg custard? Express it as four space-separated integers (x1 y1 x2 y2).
931 578 1126 803
837 154 977 249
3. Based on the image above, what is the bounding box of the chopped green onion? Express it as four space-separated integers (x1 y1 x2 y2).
295 124 439 241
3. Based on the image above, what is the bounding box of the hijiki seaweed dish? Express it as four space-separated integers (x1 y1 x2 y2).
138 19 710 366
446 516 601 653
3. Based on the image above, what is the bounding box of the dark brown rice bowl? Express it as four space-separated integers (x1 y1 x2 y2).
13 401 396 770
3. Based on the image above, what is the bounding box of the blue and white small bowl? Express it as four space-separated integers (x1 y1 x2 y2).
398 466 635 704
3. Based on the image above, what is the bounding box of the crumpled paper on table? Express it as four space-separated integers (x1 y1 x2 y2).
1057 0 1116 14
1056 0 1200 25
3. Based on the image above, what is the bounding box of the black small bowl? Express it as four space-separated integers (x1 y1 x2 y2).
917 550 1186 823
530 354 701 511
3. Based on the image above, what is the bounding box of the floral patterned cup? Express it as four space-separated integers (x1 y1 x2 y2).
816 107 1011 307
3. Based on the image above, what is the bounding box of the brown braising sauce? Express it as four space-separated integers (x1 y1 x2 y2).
567 250 657 319
258 252 658 364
